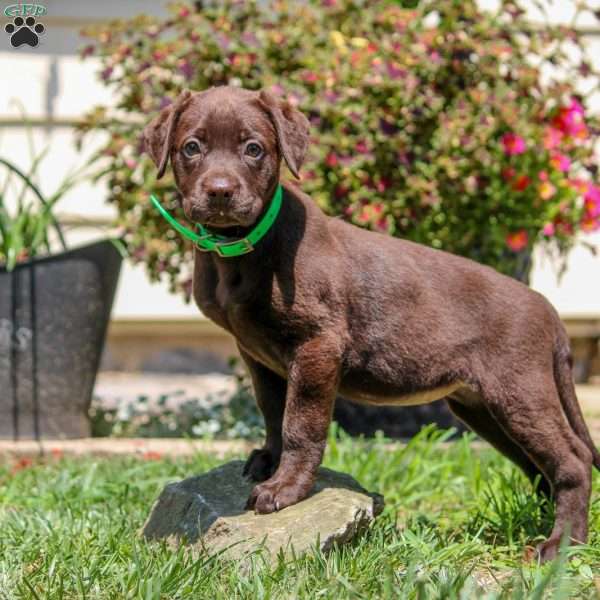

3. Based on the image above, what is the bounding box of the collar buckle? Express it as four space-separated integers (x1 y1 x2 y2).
196 237 254 257
216 238 254 257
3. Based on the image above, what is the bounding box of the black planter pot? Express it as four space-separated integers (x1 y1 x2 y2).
334 251 532 439
0 240 122 439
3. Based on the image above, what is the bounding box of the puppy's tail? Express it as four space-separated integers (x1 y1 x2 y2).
553 326 600 471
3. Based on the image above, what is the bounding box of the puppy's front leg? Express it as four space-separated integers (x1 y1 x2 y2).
246 337 341 514
240 348 287 482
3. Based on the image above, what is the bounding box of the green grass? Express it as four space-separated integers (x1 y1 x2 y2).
0 427 599 599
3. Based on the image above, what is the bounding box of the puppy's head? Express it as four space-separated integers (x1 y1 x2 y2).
143 86 310 228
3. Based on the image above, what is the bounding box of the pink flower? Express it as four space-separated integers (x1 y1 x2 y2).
584 184 600 217
178 60 194 80
386 62 406 80
550 152 571 172
100 66 113 81
553 99 588 139
324 90 340 103
543 126 563 150
178 7 191 18
80 44 95 58
506 230 528 252
269 84 285 97
538 170 549 182
542 222 555 236
568 178 589 194
501 132 526 155
539 181 556 200
302 71 319 84
355 140 369 153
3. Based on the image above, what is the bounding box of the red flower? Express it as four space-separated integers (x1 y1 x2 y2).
80 44 95 58
502 167 516 181
335 184 348 199
581 216 600 232
511 175 530 191
11 457 34 474
142 451 163 461
325 153 338 168
376 178 391 193
506 230 528 252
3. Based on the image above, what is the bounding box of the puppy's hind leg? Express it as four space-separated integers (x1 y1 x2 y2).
481 377 593 562
447 393 552 498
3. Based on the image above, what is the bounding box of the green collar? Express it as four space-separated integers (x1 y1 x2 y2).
150 184 283 258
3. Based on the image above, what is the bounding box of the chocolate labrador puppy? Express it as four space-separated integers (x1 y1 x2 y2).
143 86 599 561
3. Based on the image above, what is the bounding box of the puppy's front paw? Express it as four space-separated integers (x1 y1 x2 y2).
245 479 306 514
242 448 279 482
535 537 561 563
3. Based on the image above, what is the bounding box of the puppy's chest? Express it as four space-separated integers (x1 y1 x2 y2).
196 270 296 367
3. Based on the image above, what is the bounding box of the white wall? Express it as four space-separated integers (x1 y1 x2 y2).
0 0 599 320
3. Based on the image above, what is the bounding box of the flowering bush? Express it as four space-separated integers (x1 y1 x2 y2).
90 369 264 439
80 0 600 291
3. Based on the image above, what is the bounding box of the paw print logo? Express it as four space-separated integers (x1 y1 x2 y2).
4 16 45 48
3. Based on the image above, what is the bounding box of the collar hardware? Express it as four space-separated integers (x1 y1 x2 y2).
150 184 283 258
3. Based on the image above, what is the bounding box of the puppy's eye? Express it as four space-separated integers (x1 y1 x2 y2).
183 140 201 158
244 142 263 158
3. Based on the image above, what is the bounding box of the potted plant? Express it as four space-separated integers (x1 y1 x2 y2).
0 155 123 440
80 0 600 437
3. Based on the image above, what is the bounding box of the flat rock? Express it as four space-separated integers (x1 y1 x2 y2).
142 460 384 561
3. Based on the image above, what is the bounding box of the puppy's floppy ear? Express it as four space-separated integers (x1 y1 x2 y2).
142 89 192 179
258 90 310 179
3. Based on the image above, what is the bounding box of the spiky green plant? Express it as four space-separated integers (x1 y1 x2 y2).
0 152 94 271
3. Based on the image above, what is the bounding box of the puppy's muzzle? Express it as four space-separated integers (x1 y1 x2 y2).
203 176 240 211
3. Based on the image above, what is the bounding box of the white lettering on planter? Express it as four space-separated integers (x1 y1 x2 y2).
0 319 32 353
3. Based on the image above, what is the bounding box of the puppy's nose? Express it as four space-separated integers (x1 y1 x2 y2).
205 178 236 203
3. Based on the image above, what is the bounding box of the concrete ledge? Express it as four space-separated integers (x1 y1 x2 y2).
0 438 254 461
0 437 491 461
